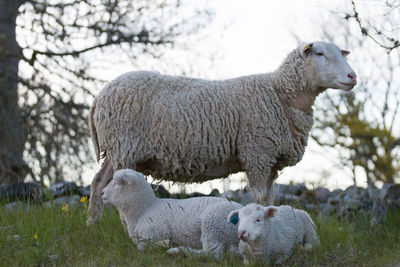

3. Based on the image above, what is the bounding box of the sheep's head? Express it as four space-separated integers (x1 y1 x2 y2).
300 41 357 91
227 203 277 242
101 169 154 207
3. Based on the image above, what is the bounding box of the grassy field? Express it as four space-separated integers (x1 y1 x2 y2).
1 200 400 266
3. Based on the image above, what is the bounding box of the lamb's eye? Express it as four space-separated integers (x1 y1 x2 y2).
315 52 324 56
256 219 261 222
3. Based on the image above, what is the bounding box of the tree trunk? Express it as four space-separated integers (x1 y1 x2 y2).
0 0 26 185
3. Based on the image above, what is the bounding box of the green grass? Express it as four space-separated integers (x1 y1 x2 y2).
1 201 399 266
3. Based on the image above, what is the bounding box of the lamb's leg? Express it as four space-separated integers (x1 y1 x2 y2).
87 158 114 225
167 244 224 260
303 216 320 247
167 246 205 256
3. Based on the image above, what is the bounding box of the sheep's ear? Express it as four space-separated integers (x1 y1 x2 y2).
115 176 133 186
341 50 350 57
303 43 313 55
264 207 277 219
227 209 240 225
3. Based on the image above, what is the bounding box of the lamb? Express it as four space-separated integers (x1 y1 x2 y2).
101 169 243 259
227 203 319 264
88 41 357 224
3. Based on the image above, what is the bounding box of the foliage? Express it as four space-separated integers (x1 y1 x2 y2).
310 3 400 185
0 203 399 266
344 0 400 53
9 0 213 185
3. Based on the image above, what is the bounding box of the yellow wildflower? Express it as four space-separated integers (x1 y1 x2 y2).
61 204 69 212
34 234 38 239
80 196 88 203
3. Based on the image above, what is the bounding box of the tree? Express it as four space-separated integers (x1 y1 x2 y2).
344 0 400 53
310 3 400 185
0 0 213 185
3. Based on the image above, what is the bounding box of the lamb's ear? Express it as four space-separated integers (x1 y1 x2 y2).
115 175 133 186
303 43 313 55
227 209 240 225
264 207 277 219
341 50 350 57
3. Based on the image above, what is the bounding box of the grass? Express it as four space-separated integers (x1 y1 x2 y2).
1 200 399 266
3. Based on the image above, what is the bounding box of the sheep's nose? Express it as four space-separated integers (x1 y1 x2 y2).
348 73 357 84
101 190 104 196
238 230 247 241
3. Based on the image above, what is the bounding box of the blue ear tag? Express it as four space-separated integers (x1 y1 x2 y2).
230 214 239 225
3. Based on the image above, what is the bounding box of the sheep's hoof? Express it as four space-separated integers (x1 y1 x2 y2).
86 215 100 226
302 243 313 250
86 217 95 226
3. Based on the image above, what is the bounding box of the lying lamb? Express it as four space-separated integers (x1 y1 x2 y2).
101 169 242 259
227 204 319 264
88 41 357 224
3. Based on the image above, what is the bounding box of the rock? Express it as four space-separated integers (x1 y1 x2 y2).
331 189 344 196
304 203 316 211
209 189 220 197
152 184 170 198
0 225 13 232
49 181 78 198
280 194 301 204
370 200 387 226
190 192 206 198
315 187 330 203
385 184 400 203
300 190 315 203
367 185 381 202
77 185 91 197
342 195 362 210
2 201 31 211
240 191 254 204
275 183 307 196
222 189 253 204
275 184 292 195
318 203 335 217
44 195 81 208
49 255 59 262
0 182 44 203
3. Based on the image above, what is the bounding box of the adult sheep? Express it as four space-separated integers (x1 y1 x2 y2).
87 41 357 224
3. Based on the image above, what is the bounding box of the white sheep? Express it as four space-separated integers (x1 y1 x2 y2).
101 169 242 259
88 41 357 224
227 203 319 264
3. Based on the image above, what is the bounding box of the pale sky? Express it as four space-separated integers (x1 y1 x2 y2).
82 0 382 194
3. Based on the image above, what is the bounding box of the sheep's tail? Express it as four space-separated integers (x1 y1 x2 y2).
89 98 101 162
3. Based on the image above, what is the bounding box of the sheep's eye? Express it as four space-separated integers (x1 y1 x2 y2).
256 219 261 222
315 52 324 56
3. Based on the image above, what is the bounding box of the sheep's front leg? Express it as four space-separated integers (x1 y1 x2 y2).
87 158 114 225
247 167 277 206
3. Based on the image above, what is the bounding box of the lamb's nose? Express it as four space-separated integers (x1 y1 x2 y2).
238 230 247 240
348 73 357 84
101 191 104 196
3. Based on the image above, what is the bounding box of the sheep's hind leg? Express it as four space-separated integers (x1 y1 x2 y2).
87 158 114 225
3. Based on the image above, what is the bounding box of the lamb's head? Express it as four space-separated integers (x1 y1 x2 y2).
299 41 357 91
101 169 155 208
227 203 277 242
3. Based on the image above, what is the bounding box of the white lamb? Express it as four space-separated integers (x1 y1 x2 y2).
101 169 242 259
227 203 319 264
88 41 357 225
